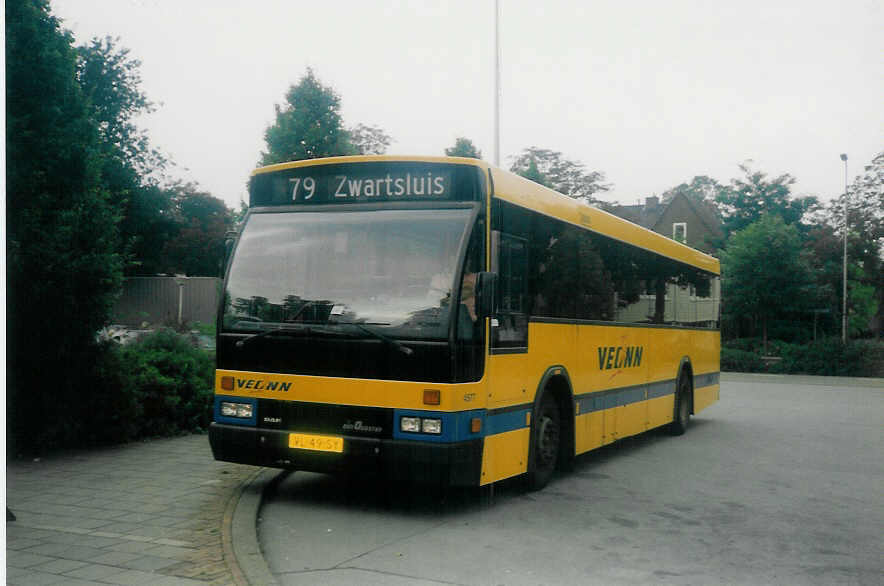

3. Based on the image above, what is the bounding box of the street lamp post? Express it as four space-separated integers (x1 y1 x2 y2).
840 153 848 343
493 0 500 167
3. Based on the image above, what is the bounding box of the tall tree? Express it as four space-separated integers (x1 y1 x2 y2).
6 0 123 451
445 137 482 159
161 183 234 276
76 36 176 275
509 147 610 204
721 215 814 350
77 36 166 176
662 175 728 204
348 123 392 155
829 151 884 336
260 68 356 165
715 162 818 236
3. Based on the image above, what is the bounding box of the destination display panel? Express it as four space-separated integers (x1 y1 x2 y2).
250 162 485 207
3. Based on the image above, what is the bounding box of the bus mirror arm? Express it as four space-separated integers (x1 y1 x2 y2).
476 271 497 319
223 231 238 272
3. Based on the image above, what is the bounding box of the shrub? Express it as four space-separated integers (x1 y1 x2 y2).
723 338 884 377
120 328 214 437
75 329 214 448
721 347 765 372
723 338 763 353
771 338 884 377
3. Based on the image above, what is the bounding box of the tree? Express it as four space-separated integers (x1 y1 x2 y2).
445 137 482 159
805 224 879 339
161 184 235 276
348 123 392 155
76 36 177 276
828 151 884 337
715 162 818 236
509 147 610 204
662 175 728 204
721 215 814 351
6 0 123 451
260 68 356 165
77 36 166 177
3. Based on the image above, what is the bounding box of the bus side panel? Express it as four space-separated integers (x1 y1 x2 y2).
692 329 721 415
646 328 684 429
575 411 605 454
480 428 530 485
485 322 577 477
486 322 577 417
647 394 676 429
694 384 719 413
577 324 649 445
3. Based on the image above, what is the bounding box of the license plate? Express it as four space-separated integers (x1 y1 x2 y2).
288 433 343 453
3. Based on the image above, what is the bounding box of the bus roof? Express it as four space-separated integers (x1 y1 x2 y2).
489 166 721 275
250 154 488 176
251 155 720 275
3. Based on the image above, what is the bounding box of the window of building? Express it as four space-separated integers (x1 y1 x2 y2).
673 222 687 243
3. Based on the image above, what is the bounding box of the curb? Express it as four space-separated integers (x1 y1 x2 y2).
721 372 884 387
222 467 285 585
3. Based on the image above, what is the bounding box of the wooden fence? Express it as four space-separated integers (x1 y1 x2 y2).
111 277 221 326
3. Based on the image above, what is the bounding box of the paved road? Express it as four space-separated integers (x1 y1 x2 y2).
6 435 257 586
258 375 884 585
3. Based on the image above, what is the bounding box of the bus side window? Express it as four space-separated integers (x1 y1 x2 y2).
492 232 528 350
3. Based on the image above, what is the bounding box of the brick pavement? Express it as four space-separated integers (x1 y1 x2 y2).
6 434 260 586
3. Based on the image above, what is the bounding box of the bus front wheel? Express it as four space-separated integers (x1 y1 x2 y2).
526 393 560 490
669 373 692 436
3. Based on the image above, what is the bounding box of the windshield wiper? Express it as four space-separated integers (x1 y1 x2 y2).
334 321 414 356
234 325 302 349
285 300 318 323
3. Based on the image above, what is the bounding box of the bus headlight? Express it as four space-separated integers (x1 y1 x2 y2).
400 416 442 435
221 402 253 418
421 418 442 434
400 416 421 432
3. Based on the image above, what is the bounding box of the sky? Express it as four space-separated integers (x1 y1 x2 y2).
49 0 883 210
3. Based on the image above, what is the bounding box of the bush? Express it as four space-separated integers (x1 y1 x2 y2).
723 337 763 353
721 347 766 372
770 338 884 377
56 329 214 449
117 328 214 438
723 338 884 377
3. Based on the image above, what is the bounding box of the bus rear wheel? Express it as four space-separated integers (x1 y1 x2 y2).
526 393 560 490
669 373 691 436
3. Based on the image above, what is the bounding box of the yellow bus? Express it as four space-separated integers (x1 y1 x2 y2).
209 155 720 489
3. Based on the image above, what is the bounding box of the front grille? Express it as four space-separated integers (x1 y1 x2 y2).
257 399 393 439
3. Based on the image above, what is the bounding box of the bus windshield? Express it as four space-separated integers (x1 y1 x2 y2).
222 208 473 341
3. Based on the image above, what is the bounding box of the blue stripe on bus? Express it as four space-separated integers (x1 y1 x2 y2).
214 395 258 427
694 372 720 388
485 408 531 435
575 372 720 415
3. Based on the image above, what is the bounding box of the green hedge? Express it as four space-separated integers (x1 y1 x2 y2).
10 329 215 454
722 338 884 377
86 329 215 445
721 347 765 372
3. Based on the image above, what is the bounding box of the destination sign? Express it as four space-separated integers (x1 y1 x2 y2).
250 162 482 207
290 170 451 202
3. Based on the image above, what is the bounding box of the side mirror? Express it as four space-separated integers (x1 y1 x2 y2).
475 272 497 319
222 230 238 276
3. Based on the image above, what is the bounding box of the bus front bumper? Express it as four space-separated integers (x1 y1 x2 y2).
209 422 484 486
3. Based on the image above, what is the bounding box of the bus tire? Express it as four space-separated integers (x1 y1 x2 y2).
526 393 561 490
669 372 692 436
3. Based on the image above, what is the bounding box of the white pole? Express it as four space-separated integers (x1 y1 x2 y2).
178 280 185 326
840 153 848 343
493 0 501 167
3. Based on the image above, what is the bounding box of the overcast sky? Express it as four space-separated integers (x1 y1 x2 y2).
50 0 882 210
